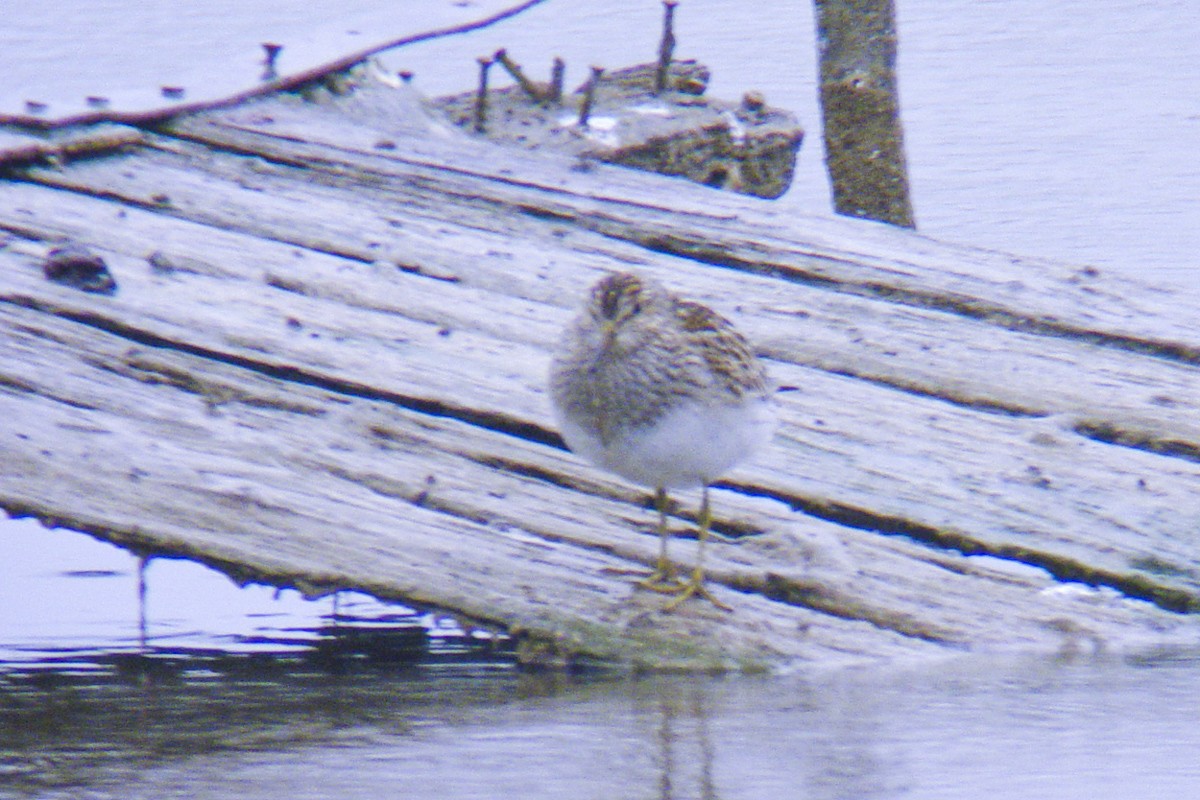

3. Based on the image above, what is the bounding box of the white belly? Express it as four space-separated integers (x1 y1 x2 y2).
558 397 777 489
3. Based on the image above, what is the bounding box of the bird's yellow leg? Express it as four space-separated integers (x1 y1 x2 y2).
663 486 732 612
636 487 687 593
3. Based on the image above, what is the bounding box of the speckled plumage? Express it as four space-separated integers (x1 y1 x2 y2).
549 271 777 609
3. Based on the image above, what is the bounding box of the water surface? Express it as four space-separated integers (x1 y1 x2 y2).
7 639 1200 798
5 523 1200 798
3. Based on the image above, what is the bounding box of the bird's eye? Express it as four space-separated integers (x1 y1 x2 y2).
599 288 620 319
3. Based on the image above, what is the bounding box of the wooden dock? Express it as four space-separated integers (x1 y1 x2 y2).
2 73 1199 671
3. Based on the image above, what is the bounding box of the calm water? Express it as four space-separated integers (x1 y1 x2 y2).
6 501 1200 797
4 526 1200 800
5 1 1200 796
108 653 1200 800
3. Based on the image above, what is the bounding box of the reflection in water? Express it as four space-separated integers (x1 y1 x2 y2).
1 518 509 666
643 681 718 800
627 673 902 800
0 520 517 794
7 524 1200 798
0 655 522 795
136 555 147 651
5 640 1200 797
0 592 516 794
805 680 891 800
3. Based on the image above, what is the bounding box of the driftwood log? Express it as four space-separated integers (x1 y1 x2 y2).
2 74 1199 670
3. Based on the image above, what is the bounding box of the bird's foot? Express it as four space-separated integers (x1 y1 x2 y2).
635 568 688 595
605 556 686 594
661 574 732 612
601 564 679 584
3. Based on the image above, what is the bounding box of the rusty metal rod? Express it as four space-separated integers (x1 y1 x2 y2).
578 65 604 128
473 56 493 133
261 42 283 81
494 49 543 102
548 57 565 105
654 0 678 94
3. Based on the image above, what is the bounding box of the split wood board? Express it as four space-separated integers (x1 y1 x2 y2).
2 84 1198 669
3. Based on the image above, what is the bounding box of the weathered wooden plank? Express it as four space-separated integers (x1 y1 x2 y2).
159 87 1200 353
0 125 145 169
3 80 1200 667
2 168 1198 608
3 302 1193 670
8 138 1200 445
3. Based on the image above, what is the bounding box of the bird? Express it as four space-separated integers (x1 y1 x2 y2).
549 271 777 610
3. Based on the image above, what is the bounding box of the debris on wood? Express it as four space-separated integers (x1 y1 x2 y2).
41 243 118 295
430 59 804 199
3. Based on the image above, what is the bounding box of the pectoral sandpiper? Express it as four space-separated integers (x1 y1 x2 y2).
549 271 776 610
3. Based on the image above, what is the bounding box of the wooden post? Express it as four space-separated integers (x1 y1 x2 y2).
814 0 915 228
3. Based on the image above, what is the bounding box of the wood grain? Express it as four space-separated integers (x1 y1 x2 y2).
2 79 1198 669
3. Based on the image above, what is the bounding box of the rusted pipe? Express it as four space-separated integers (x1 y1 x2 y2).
473 56 493 133
548 57 565 105
654 0 678 94
494 49 543 102
578 65 604 128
